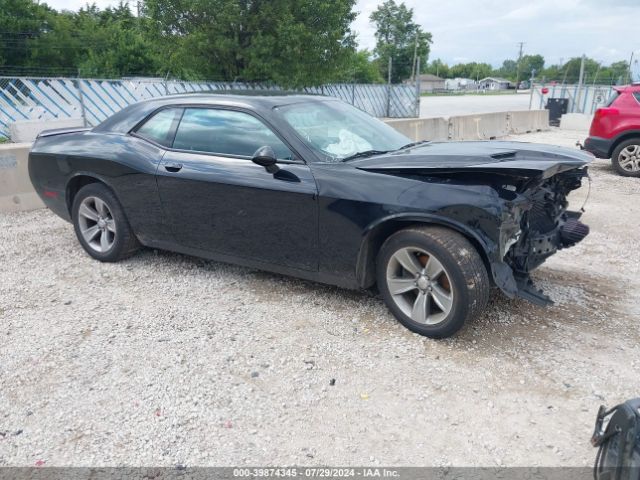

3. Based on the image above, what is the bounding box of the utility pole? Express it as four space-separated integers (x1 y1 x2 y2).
415 57 421 117
515 41 524 92
576 54 586 112
386 56 392 117
577 54 586 87
528 68 536 110
411 33 419 81
626 51 635 84
592 63 601 87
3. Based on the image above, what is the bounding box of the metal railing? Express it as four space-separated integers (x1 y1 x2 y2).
0 77 420 139
529 83 616 115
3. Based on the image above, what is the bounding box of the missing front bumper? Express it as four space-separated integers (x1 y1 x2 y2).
495 218 590 307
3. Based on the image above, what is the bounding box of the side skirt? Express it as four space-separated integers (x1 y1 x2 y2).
140 239 360 291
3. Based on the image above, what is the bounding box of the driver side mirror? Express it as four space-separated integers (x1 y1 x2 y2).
252 146 279 174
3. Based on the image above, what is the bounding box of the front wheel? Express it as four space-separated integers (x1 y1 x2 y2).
611 139 640 177
72 183 140 262
376 226 490 338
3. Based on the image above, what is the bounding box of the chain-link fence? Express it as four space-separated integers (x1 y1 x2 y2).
529 83 616 114
0 77 420 139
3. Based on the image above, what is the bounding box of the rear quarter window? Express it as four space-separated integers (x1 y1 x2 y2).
606 92 620 107
633 92 640 105
134 108 183 147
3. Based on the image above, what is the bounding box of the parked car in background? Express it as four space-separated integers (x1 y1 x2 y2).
29 93 592 338
583 84 640 176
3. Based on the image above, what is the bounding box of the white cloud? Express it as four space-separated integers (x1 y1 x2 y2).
353 0 638 67
42 0 640 67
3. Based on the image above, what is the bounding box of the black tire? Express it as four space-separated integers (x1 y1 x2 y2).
611 138 640 177
72 183 140 262
376 225 490 339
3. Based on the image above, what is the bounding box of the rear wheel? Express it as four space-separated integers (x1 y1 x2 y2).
72 183 140 262
611 138 640 177
377 226 490 338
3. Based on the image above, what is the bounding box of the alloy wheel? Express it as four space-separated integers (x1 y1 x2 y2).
385 247 454 325
618 144 640 172
77 196 116 253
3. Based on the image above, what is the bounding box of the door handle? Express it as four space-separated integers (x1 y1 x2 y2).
164 162 183 173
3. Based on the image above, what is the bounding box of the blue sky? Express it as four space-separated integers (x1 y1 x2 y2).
45 0 640 69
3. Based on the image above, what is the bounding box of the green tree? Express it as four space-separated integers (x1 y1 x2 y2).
75 4 161 77
369 0 431 83
449 62 492 81
25 9 83 74
335 49 384 83
556 56 600 83
0 0 50 69
520 54 544 78
497 59 517 79
143 0 357 87
601 61 629 84
15 2 160 77
539 57 629 85
496 55 544 81
540 63 562 82
424 58 449 78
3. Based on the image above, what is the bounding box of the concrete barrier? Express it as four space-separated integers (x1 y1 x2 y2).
0 143 44 213
384 117 449 141
385 110 550 141
10 118 84 143
509 109 550 134
560 113 593 131
448 112 509 141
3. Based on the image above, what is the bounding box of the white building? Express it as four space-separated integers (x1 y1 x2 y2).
445 77 478 91
478 77 513 90
408 74 446 93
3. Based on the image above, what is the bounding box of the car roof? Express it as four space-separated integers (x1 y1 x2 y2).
141 92 326 108
614 84 640 93
94 92 332 134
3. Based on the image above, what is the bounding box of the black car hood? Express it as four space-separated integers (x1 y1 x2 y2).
351 141 593 178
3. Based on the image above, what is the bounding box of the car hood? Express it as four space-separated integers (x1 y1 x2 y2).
350 141 593 178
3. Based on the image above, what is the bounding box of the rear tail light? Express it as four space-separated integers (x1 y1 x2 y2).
594 107 619 119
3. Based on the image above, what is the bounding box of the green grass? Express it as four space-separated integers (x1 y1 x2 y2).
0 137 8 144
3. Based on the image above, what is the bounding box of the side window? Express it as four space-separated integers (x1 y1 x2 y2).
135 108 182 147
605 92 620 107
172 108 293 160
633 93 640 105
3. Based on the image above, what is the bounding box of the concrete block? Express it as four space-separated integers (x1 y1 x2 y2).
385 117 449 141
9 118 84 143
509 110 550 134
0 142 43 213
559 113 593 131
448 112 509 141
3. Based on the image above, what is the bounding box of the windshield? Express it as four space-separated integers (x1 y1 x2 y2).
276 100 410 162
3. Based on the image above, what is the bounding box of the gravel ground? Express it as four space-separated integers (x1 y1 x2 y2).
1 128 639 467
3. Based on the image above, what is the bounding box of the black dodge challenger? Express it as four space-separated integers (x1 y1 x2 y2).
29 93 592 338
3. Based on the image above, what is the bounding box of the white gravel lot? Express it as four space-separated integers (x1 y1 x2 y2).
1 128 639 468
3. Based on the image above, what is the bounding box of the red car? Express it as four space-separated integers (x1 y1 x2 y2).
584 84 640 176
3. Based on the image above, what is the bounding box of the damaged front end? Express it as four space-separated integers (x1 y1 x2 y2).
351 140 594 306
497 168 590 305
